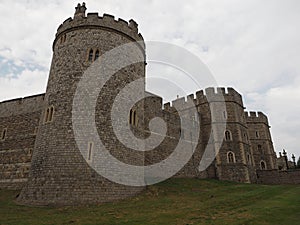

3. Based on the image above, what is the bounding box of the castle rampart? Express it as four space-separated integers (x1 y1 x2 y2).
0 94 44 190
0 94 45 117
0 3 297 205
54 13 144 51
245 111 269 125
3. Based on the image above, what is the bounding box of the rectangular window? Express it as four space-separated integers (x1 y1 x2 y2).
255 131 260 138
44 106 55 123
49 107 54 122
223 111 228 119
87 142 94 161
34 127 38 135
133 111 137 126
1 128 7 140
44 108 50 123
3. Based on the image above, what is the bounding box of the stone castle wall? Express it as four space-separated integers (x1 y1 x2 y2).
246 112 277 171
257 169 300 185
142 87 277 183
0 4 298 206
0 94 45 189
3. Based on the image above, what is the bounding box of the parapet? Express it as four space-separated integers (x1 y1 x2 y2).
245 111 269 125
0 94 45 117
55 7 144 47
195 87 243 105
162 87 244 112
144 92 163 110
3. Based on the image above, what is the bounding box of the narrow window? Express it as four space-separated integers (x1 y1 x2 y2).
247 154 252 165
63 34 66 42
225 130 232 141
1 128 7 140
258 145 263 155
88 49 94 62
129 109 133 125
44 106 54 123
181 129 185 139
227 151 235 163
34 127 38 135
49 106 54 122
133 110 137 126
87 142 93 161
223 111 227 119
260 161 266 170
94 49 100 61
44 108 50 123
255 131 260 138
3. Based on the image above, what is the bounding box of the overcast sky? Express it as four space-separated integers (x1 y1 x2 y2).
0 0 299 160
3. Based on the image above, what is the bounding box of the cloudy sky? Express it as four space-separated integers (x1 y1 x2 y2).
0 0 299 159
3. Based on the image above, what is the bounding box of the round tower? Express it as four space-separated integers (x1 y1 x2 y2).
18 3 146 205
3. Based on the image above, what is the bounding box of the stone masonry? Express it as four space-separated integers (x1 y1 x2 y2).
0 3 296 205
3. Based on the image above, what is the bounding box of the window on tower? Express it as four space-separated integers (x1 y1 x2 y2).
1 128 7 141
227 151 235 163
129 109 133 125
260 161 266 170
44 106 55 123
33 127 38 135
255 131 260 138
133 110 137 126
94 49 100 61
225 130 232 141
244 133 248 141
88 49 94 62
129 109 137 126
87 142 94 162
60 34 67 44
223 111 227 119
247 154 252 165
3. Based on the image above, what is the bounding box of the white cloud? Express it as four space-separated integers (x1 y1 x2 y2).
0 0 299 158
247 77 300 158
0 69 48 100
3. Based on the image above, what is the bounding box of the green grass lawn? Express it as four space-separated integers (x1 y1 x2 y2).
0 179 299 225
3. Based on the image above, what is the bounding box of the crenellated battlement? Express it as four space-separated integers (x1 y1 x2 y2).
202 87 243 106
245 111 269 125
0 94 45 117
55 11 144 47
1 2 282 204
162 87 244 112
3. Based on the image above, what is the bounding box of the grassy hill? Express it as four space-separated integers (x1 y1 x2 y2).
0 179 299 225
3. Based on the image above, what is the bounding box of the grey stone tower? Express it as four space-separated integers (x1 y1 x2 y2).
212 88 256 183
17 3 146 205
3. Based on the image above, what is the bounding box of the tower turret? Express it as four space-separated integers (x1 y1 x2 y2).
17 3 146 205
74 2 87 19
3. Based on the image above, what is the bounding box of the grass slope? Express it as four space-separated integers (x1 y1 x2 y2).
0 179 299 225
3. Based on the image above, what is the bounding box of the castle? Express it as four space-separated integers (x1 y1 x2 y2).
0 3 299 206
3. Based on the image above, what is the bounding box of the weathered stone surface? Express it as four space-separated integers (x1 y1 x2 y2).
257 169 300 184
1 3 297 205
16 4 145 205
